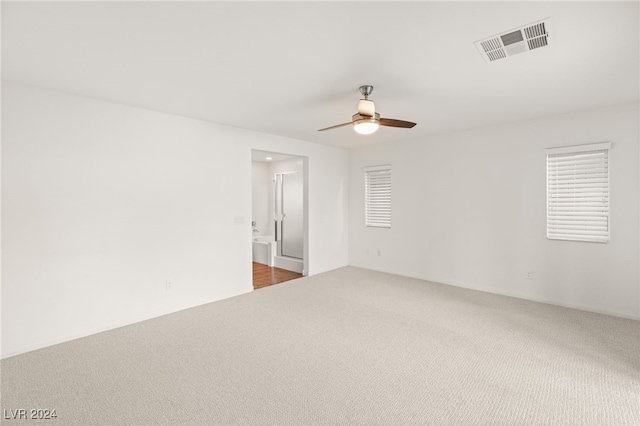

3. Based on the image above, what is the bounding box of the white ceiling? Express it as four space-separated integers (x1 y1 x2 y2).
2 1 638 149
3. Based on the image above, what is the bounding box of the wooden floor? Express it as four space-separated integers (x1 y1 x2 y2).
252 262 303 289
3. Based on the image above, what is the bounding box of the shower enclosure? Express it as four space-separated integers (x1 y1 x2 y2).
275 171 303 260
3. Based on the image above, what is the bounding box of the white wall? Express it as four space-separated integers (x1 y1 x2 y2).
349 103 640 320
2 82 349 357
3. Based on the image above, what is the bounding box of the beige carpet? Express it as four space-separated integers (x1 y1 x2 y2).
2 266 639 425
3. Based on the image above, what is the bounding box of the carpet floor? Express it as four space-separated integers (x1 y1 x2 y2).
2 266 639 425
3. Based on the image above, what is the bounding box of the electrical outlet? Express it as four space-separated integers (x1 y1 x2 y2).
166 279 173 290
377 249 381 256
525 271 533 280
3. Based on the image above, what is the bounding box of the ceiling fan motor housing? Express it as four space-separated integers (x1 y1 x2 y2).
352 112 380 124
358 99 376 117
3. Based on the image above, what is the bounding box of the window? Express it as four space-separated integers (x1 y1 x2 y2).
546 142 611 243
364 165 391 228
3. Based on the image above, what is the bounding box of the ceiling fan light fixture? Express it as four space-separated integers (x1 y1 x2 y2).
352 113 380 135
353 121 379 135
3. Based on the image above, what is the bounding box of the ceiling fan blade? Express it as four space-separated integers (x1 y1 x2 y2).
318 122 352 132
358 99 375 117
379 118 417 128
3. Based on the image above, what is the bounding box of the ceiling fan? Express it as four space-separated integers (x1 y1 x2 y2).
318 85 417 135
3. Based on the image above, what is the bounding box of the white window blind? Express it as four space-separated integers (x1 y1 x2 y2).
364 165 391 228
546 142 611 243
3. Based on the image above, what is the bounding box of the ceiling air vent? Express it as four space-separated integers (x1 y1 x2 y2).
475 18 552 63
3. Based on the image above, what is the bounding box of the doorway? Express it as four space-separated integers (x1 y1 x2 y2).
251 150 308 289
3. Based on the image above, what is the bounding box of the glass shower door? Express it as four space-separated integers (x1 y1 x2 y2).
276 171 303 259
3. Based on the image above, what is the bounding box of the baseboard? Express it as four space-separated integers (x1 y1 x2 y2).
431 276 639 321
348 263 640 321
274 255 304 273
1 288 253 359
